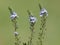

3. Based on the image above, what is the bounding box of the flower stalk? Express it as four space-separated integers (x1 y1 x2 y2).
8 7 20 45
38 4 48 45
27 10 36 45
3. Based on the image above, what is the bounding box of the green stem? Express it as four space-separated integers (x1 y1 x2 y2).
39 15 47 45
13 19 19 45
30 26 34 45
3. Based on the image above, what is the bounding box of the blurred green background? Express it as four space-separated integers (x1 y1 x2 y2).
0 0 60 45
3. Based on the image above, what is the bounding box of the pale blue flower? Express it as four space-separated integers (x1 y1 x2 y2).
40 8 48 17
14 32 19 36
29 15 36 23
10 12 18 20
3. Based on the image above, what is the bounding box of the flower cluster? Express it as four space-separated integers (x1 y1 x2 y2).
10 12 18 20
29 15 36 24
39 3 48 17
27 10 36 27
8 7 18 21
40 8 48 17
